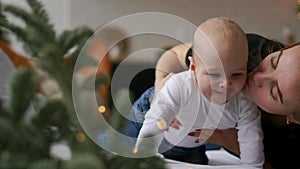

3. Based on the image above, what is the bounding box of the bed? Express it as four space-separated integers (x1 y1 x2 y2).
164 148 259 169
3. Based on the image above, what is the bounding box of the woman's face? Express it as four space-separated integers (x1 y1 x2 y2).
242 45 300 116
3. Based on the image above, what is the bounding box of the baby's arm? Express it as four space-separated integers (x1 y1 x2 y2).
152 43 191 104
237 100 264 168
155 43 191 91
135 76 182 155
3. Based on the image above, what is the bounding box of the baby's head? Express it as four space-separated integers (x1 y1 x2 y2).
190 17 248 104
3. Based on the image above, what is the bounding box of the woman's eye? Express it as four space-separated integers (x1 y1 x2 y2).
270 56 276 69
271 50 283 70
269 81 277 100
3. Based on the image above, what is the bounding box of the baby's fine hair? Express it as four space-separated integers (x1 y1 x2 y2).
196 17 247 46
193 17 248 63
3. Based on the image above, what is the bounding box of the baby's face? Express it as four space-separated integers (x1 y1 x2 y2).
193 41 248 104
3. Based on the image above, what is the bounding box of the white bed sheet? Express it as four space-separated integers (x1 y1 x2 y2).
164 148 259 169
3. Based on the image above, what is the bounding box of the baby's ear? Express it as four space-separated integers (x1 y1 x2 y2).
287 113 300 125
188 56 195 71
188 56 197 78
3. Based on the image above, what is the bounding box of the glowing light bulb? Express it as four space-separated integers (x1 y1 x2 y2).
157 119 167 130
76 132 86 143
98 105 106 113
132 148 138 154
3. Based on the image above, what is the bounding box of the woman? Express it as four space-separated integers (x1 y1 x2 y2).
124 34 300 169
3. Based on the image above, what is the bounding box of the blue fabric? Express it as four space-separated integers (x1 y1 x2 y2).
122 87 155 138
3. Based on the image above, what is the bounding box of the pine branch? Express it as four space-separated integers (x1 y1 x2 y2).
66 35 94 69
0 100 11 119
8 66 38 122
0 118 14 149
33 98 70 130
28 160 56 169
3 4 32 26
4 23 27 45
26 0 50 23
62 153 107 169
17 123 51 157
4 23 40 57
58 26 94 56
4 4 56 44
0 2 10 43
109 156 166 169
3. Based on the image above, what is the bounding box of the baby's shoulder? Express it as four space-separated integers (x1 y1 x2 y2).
168 71 194 88
164 71 197 99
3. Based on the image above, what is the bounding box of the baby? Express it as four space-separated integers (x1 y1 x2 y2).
135 17 264 168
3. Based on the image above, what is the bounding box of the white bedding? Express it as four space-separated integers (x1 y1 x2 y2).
164 148 259 169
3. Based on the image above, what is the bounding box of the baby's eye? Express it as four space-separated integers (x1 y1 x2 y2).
232 73 244 78
208 73 221 78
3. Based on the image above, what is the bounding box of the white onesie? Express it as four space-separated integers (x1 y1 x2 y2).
136 70 264 168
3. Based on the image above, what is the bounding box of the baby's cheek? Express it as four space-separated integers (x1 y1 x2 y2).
199 85 213 100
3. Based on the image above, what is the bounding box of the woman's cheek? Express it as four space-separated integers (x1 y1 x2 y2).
254 94 277 113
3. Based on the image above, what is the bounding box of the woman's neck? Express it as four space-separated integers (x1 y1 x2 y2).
261 110 287 128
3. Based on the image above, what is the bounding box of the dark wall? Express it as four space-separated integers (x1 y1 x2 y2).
110 63 156 108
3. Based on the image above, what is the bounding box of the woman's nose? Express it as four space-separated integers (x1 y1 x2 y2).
252 71 272 87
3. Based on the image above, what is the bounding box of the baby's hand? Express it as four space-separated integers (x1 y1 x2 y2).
169 117 182 130
165 117 182 131
188 128 238 146
188 129 214 143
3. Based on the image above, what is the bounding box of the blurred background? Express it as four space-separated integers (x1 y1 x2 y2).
0 1 299 168
3 0 300 62
3 0 299 103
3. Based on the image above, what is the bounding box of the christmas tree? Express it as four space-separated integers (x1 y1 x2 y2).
0 0 166 168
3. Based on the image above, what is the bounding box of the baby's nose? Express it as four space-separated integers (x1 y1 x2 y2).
219 79 232 88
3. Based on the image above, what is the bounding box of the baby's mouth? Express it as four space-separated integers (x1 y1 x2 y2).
213 90 223 94
213 90 226 96
213 89 226 94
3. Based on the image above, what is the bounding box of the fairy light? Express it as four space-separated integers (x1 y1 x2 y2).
157 119 167 130
98 105 106 113
132 148 138 154
75 132 86 143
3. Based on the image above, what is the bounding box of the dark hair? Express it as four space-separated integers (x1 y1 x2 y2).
247 34 284 73
280 42 300 51
264 39 284 54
